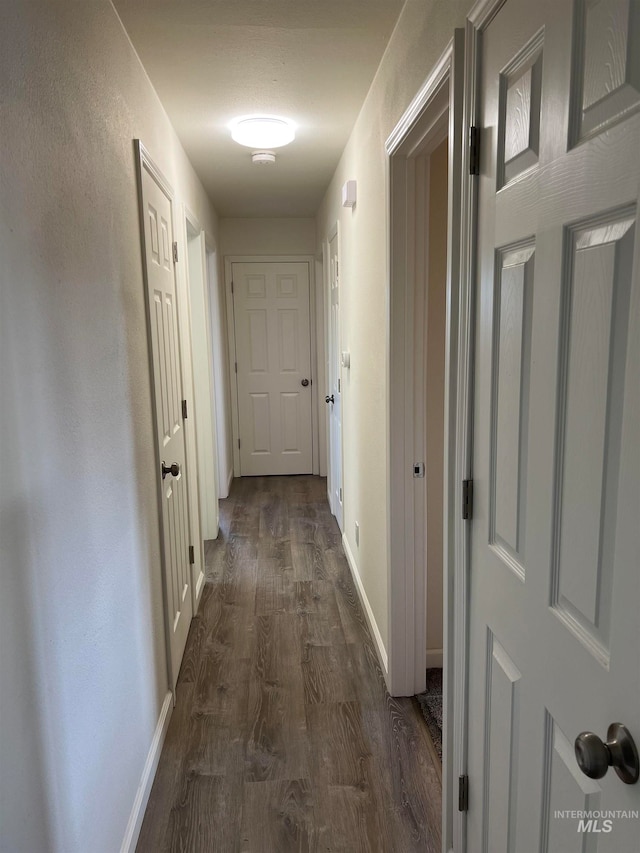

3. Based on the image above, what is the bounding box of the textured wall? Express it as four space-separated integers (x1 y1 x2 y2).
315 0 474 652
220 217 317 257
0 1 218 850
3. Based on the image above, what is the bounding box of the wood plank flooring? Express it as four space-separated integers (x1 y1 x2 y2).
137 476 441 853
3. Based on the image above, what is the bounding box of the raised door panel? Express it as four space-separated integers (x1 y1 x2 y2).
490 243 534 576
551 212 636 663
571 0 640 143
482 633 521 853
541 712 603 853
498 34 544 187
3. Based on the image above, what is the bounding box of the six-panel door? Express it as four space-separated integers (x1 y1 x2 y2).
468 0 640 849
232 262 313 476
141 163 193 689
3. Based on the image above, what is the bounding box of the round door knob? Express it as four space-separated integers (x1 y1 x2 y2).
575 723 639 784
325 394 334 404
161 461 180 480
301 378 309 387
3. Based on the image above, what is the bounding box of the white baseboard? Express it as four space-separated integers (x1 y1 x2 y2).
226 467 234 497
341 534 388 674
120 691 173 853
426 649 443 669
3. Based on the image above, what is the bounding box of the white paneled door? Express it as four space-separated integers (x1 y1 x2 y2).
468 0 640 850
139 153 193 690
232 262 313 476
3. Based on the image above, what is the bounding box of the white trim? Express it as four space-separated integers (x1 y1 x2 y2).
119 691 173 853
386 47 454 155
445 5 507 853
384 30 474 853
385 41 454 700
182 207 208 614
425 649 444 669
341 534 388 675
324 222 344 531
226 466 234 496
223 255 319 478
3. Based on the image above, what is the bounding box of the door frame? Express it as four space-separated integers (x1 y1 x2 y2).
208 244 234 498
385 31 475 853
325 222 344 530
182 206 218 606
223 255 320 477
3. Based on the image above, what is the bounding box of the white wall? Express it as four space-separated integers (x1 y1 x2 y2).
315 0 474 656
0 2 218 851
219 217 316 256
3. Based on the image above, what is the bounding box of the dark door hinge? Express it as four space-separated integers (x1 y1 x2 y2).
462 479 474 520
172 241 179 263
231 280 234 293
188 545 195 565
238 437 241 449
458 775 469 811
469 126 480 176
235 361 238 374
182 399 188 419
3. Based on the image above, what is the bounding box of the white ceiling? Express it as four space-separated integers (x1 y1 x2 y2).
113 0 406 217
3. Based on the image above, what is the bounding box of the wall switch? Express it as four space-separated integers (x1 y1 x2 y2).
355 521 360 546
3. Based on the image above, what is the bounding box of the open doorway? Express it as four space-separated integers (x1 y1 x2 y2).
416 135 448 767
386 32 468 853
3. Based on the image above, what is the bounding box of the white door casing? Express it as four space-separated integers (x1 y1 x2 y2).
185 217 219 543
137 145 193 691
231 261 313 476
467 1 640 850
385 36 468 852
328 227 343 530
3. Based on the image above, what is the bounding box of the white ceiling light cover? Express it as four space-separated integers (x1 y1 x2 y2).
231 115 296 149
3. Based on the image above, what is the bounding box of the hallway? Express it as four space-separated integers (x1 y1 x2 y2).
137 477 441 852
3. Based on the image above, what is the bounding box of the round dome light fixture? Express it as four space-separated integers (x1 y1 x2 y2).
230 115 296 149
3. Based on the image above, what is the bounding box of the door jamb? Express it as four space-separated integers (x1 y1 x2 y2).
223 255 319 477
385 31 474 853
325 222 344 529
183 205 217 608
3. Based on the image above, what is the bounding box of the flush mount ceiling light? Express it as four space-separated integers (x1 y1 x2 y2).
230 115 296 149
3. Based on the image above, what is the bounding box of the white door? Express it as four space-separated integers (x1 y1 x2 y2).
468 0 640 850
232 261 313 476
139 156 193 690
327 231 343 529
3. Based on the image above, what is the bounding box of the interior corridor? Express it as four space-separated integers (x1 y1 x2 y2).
137 476 441 852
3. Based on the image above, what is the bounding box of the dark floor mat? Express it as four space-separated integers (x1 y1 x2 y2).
415 668 442 761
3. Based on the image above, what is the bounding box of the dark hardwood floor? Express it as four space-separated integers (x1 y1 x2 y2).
137 476 441 853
